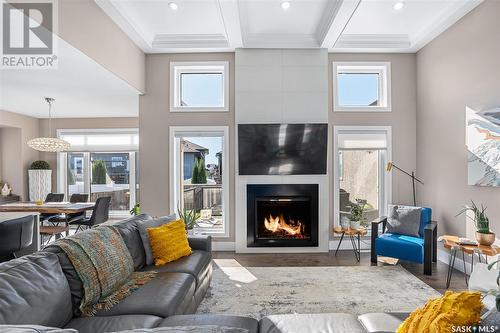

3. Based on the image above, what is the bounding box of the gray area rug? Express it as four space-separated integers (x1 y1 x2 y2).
197 259 441 319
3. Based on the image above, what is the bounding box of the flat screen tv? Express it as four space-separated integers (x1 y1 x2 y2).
238 123 328 175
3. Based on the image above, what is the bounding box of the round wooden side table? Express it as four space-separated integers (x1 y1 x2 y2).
440 235 500 289
333 226 368 261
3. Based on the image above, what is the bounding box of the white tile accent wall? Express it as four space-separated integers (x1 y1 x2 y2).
235 49 328 123
234 49 330 253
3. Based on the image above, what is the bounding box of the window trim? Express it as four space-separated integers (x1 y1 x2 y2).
332 126 392 229
169 126 230 238
332 61 392 112
170 61 229 113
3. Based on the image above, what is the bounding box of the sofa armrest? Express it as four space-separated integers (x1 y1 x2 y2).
188 235 212 252
371 217 387 263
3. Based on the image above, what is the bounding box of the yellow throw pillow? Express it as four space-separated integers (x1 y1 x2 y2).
397 291 483 333
147 219 192 266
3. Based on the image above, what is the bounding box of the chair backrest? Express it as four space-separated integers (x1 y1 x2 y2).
69 193 89 203
0 215 34 254
418 207 432 237
88 196 111 227
45 193 64 203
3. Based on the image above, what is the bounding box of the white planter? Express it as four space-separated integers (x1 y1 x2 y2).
29 170 52 202
349 220 361 230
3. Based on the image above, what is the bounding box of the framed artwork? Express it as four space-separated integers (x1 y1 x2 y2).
466 106 500 186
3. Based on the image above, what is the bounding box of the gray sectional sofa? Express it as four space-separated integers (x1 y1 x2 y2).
5 213 493 333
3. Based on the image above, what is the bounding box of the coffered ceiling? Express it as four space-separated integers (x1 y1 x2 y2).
96 0 482 53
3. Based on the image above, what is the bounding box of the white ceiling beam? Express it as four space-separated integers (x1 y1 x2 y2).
94 0 152 53
317 0 361 49
217 0 243 49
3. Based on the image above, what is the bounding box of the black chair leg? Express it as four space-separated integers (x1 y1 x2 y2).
433 226 437 262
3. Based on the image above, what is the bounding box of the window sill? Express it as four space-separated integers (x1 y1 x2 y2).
334 107 392 112
170 107 229 113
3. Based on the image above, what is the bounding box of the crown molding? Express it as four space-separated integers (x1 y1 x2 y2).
335 34 410 49
244 33 319 49
152 34 229 49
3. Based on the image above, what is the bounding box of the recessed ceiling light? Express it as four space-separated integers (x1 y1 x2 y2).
281 1 291 10
169 2 179 10
393 1 405 10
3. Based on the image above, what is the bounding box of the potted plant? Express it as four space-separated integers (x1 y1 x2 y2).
177 202 200 234
28 160 52 202
130 203 140 216
347 199 367 230
457 200 495 246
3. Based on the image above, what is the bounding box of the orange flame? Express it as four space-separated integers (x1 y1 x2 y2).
264 214 302 236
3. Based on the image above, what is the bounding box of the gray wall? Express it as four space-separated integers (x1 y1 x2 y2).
139 53 235 241
416 0 500 237
0 110 40 200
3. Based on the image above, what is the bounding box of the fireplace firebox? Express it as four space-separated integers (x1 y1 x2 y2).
247 184 319 247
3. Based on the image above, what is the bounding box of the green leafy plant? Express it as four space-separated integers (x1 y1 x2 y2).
347 199 368 225
457 200 490 234
191 157 207 184
177 201 200 230
91 160 108 185
29 160 50 170
129 203 140 216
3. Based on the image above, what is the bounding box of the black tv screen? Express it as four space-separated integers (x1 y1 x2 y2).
238 123 328 175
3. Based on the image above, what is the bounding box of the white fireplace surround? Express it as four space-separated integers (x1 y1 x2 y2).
234 49 329 253
235 175 330 253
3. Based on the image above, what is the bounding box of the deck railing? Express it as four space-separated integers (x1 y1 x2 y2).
183 184 222 215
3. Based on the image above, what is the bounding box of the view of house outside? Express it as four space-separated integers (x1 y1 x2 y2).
181 137 223 231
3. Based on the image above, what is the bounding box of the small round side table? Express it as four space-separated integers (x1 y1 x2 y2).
333 226 368 261
440 235 500 289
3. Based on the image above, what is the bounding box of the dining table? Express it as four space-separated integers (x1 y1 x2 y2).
0 202 95 254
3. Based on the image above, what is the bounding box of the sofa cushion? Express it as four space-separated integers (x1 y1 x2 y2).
96 272 196 318
64 315 163 333
375 233 425 263
112 214 153 270
0 325 77 333
137 214 177 266
148 219 192 266
141 250 211 287
160 315 258 333
358 313 409 333
44 246 84 317
0 252 73 327
259 313 366 333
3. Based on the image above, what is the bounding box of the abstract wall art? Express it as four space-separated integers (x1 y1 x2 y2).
466 106 500 186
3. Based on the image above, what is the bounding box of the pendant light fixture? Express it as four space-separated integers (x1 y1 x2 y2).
27 97 71 152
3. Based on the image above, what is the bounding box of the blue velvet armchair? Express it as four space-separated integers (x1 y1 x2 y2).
370 207 437 275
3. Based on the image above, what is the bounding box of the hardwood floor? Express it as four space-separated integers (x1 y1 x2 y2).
213 250 468 294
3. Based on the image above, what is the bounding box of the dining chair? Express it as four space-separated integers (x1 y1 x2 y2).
40 193 65 223
48 193 89 224
69 196 111 233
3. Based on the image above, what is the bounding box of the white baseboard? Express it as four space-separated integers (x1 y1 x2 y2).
213 241 235 251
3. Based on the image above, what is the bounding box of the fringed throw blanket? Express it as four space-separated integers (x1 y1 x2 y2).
53 227 156 316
